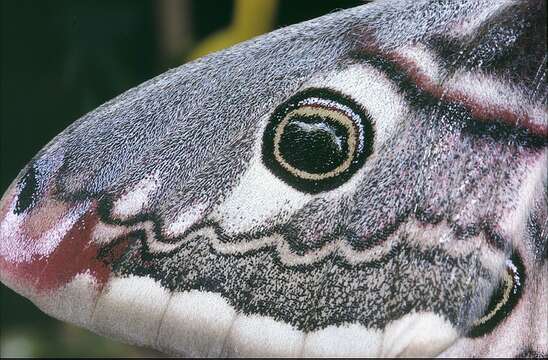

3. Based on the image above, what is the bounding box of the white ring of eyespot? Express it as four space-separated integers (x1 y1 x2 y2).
272 106 359 181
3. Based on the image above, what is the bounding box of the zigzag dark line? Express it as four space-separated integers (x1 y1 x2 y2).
93 193 508 271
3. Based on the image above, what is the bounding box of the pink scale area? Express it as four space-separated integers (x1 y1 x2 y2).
0 195 125 295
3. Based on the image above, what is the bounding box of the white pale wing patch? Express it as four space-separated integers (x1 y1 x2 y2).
225 315 304 357
92 221 132 245
380 312 459 357
157 290 236 357
34 275 460 357
35 272 99 328
398 44 444 83
301 324 382 357
166 202 209 237
112 173 160 220
91 276 171 347
209 158 311 234
306 64 409 149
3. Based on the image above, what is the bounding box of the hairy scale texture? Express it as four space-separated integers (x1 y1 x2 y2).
0 0 546 357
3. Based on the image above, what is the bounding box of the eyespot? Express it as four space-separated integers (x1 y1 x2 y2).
262 88 374 193
468 251 524 338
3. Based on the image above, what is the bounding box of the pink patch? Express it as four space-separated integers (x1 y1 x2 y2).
0 202 127 294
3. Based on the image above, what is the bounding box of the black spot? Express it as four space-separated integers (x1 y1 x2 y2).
279 116 350 174
14 165 39 215
262 88 374 193
468 251 525 338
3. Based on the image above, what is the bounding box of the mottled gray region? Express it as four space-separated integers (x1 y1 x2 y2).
112 228 493 332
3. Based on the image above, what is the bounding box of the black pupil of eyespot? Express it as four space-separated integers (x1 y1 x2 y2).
278 115 350 174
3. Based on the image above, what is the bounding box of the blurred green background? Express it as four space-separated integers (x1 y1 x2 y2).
1 0 362 356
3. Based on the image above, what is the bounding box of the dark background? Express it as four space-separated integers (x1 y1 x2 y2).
1 0 362 356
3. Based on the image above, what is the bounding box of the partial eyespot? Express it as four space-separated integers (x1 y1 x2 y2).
262 88 374 193
468 251 524 338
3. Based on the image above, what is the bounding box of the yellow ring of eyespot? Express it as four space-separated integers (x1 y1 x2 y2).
272 106 358 181
472 270 513 327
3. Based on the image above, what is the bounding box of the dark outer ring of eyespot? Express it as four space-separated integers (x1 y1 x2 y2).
467 251 525 338
262 88 374 193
